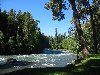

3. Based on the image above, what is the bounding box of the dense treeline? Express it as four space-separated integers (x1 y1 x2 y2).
0 9 49 55
48 28 77 50
0 7 100 55
48 12 100 53
48 8 100 53
45 0 100 56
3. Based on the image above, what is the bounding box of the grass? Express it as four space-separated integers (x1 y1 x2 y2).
1 54 100 75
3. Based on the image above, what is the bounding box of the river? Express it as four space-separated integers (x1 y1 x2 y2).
0 50 77 74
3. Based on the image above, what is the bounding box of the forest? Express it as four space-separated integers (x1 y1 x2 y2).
0 0 100 56
45 0 100 57
0 9 50 54
0 0 100 75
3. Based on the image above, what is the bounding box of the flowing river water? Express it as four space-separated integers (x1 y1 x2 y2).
0 51 77 74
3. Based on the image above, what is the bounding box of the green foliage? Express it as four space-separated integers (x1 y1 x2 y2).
93 8 100 51
45 0 89 56
62 36 76 50
45 0 100 55
48 28 77 51
0 9 48 54
45 0 67 21
82 22 93 52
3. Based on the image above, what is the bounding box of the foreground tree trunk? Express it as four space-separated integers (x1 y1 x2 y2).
89 7 98 54
75 19 88 57
45 0 89 57
70 0 88 57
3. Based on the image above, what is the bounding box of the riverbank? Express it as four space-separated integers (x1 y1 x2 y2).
1 54 100 75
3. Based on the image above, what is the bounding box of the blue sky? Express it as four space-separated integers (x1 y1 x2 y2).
1 0 73 36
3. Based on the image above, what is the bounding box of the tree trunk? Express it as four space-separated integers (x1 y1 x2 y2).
89 7 98 54
75 19 88 57
70 0 88 57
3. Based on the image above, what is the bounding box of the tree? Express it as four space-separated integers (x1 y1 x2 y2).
0 9 43 54
0 10 9 54
16 10 24 53
89 0 100 53
45 0 89 57
93 8 100 52
55 28 59 49
82 21 93 52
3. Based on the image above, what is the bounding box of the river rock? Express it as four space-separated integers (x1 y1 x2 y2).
7 58 17 63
